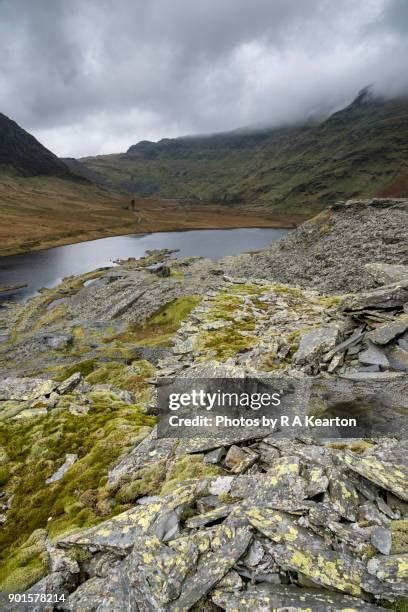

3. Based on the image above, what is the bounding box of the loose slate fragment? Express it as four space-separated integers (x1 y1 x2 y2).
293 324 340 365
371 526 392 555
366 553 408 597
0 377 56 401
366 320 408 345
323 326 365 362
303 466 329 497
108 427 178 487
359 341 390 367
46 453 78 484
126 534 198 608
63 577 107 612
169 526 252 611
204 447 226 464
185 504 239 529
273 542 366 596
224 445 258 473
343 281 408 310
229 458 308 511
328 470 360 521
337 452 408 502
211 584 386 612
365 262 408 285
58 482 200 553
245 507 323 550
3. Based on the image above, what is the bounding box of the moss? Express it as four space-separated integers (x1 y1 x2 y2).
116 462 166 502
170 269 184 279
86 360 154 394
0 389 156 589
34 304 69 331
197 327 256 361
271 283 305 299
0 465 10 485
382 600 408 612
51 359 97 381
391 520 408 554
96 344 141 361
313 295 343 309
0 530 49 592
106 295 201 349
218 493 239 504
329 440 374 454
160 455 220 495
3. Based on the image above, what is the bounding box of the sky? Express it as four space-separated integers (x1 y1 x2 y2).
0 0 407 157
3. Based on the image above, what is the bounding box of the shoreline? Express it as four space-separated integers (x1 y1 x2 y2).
0 216 299 258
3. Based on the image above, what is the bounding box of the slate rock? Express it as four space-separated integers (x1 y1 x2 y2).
366 320 408 345
338 451 408 501
371 526 392 555
365 263 408 285
169 526 252 611
211 584 386 611
46 454 78 484
0 377 56 401
293 325 340 365
343 280 408 310
359 341 390 367
56 372 82 395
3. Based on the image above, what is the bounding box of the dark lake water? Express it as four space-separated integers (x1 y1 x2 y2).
0 227 288 301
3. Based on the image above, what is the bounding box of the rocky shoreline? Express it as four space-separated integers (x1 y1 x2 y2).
0 199 407 610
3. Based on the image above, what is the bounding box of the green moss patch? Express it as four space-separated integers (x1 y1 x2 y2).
115 462 166 503
0 391 155 591
86 360 154 395
106 295 201 348
160 455 221 495
0 530 49 592
51 358 97 381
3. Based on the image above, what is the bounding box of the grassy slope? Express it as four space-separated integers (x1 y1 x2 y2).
0 175 288 257
82 96 408 216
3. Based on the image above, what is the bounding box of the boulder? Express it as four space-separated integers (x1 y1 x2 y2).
293 324 340 366
365 263 408 285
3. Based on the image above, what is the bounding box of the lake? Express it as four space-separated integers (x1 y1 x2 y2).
0 227 288 301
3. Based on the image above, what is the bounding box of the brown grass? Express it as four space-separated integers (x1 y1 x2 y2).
0 176 304 257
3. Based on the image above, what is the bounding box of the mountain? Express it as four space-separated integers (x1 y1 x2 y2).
0 113 73 178
82 90 408 215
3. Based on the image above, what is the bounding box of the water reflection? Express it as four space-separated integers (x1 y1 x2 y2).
0 227 288 301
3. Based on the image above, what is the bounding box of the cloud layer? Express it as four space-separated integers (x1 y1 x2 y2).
1 0 407 156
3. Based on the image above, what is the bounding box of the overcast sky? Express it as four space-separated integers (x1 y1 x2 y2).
0 0 407 157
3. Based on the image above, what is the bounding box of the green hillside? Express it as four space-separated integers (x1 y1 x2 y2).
81 90 408 216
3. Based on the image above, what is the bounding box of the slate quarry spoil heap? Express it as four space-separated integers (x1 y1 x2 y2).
0 198 407 611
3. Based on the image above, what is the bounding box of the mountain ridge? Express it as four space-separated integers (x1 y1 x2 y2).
0 113 76 179
82 91 408 214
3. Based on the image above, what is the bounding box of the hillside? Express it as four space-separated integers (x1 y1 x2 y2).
0 113 74 179
82 90 408 216
0 117 280 257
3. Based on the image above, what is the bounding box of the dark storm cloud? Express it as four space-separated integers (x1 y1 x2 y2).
0 0 407 156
